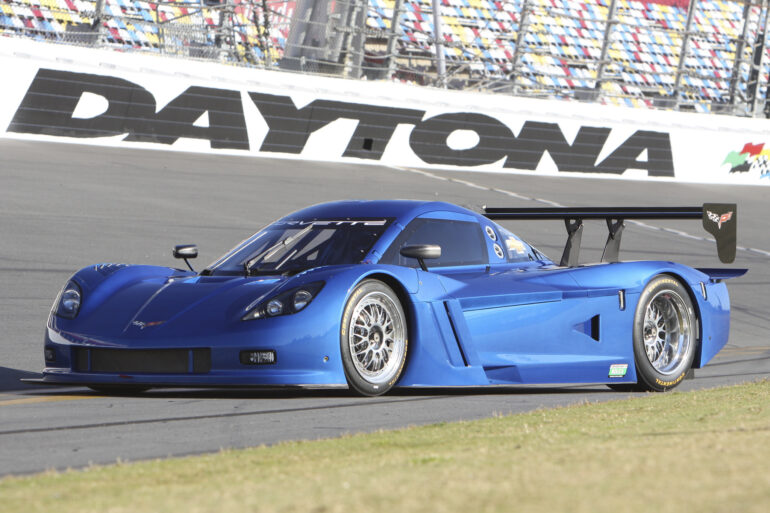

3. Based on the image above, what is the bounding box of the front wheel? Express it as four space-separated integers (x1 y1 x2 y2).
340 280 408 397
627 275 698 392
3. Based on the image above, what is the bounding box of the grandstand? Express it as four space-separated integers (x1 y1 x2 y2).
0 0 293 60
1 0 768 116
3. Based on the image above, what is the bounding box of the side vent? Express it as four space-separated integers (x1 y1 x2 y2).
443 301 469 367
590 315 600 342
573 315 600 342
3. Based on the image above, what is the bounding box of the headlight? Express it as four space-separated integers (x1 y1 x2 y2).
55 280 82 319
266 299 284 316
292 290 313 311
242 282 324 321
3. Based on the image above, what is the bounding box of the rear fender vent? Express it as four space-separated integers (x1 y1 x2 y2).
573 315 600 342
591 314 600 342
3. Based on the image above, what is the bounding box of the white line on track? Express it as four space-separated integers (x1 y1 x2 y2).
391 166 770 259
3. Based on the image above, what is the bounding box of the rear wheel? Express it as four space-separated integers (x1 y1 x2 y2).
340 280 408 397
612 275 697 392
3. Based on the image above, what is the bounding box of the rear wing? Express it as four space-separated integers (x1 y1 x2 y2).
483 203 737 267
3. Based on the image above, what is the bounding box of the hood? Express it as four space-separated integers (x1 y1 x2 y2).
75 274 286 339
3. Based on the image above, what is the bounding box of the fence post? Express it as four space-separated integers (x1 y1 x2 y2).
431 0 446 87
353 0 369 78
749 1 770 116
673 0 697 107
595 0 617 98
261 0 273 66
93 0 105 47
384 0 405 80
510 0 530 94
728 1 754 105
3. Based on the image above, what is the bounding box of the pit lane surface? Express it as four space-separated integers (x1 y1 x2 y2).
1 139 768 476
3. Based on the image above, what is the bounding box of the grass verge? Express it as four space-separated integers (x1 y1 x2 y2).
2 380 769 513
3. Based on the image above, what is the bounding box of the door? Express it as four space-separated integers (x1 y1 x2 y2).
382 212 625 384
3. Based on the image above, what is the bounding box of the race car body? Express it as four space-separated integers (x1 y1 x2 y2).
32 200 745 396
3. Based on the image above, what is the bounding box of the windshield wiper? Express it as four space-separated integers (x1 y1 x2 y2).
243 225 313 276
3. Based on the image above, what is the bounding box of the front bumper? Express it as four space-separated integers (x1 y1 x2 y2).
40 324 348 388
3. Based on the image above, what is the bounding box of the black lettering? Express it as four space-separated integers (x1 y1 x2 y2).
125 86 249 150
409 113 513 166
9 70 675 178
9 70 249 150
8 68 156 138
504 122 611 173
340 103 423 159
595 130 674 177
249 93 422 159
248 93 326 154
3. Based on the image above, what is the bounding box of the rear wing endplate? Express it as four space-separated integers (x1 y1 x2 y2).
483 203 737 267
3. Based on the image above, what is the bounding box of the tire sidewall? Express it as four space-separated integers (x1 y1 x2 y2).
340 280 408 396
633 276 696 392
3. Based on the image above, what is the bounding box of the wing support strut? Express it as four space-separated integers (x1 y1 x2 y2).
483 203 737 266
601 218 625 264
560 218 583 267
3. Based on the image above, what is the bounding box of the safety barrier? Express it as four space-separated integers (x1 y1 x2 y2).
1 38 768 185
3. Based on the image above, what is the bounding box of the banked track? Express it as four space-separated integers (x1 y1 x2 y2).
1 139 768 476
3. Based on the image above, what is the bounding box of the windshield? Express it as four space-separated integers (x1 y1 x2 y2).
206 219 392 275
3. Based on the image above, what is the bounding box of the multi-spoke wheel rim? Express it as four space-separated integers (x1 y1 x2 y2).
348 291 406 385
642 289 693 375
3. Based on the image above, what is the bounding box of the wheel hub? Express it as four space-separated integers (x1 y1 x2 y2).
369 327 384 350
643 322 656 343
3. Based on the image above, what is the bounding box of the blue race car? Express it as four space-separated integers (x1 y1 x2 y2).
31 200 745 396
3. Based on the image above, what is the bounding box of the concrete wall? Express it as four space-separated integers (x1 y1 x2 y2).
2 38 769 185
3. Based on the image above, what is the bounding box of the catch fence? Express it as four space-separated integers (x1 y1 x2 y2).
1 0 768 116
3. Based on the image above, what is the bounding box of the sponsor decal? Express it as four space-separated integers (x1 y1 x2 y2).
608 363 628 378
706 210 733 229
701 203 737 264
504 237 526 255
8 69 676 177
93 263 128 276
283 219 388 226
723 142 770 179
655 372 686 387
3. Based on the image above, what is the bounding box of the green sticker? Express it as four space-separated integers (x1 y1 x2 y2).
609 364 628 378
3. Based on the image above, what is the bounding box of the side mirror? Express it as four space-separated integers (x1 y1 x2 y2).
173 244 198 272
173 245 198 259
400 244 441 271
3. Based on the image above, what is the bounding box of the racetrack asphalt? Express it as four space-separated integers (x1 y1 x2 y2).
1 138 768 476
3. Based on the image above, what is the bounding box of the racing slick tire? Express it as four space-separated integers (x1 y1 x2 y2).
613 275 697 392
340 280 408 397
